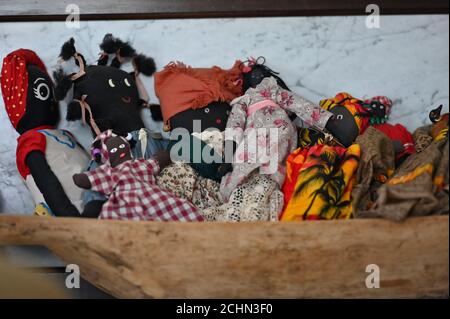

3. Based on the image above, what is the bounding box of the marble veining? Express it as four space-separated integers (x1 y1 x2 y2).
0 15 448 214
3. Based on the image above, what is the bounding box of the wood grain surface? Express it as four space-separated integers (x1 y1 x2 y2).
0 215 447 298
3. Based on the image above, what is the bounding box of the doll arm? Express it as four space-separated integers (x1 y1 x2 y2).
225 96 248 146
223 97 248 160
75 165 113 195
26 151 80 217
152 150 172 172
72 173 92 189
263 77 333 131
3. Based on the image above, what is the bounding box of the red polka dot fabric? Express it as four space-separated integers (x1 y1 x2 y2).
1 49 49 129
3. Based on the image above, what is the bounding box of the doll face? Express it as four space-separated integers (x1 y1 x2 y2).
366 101 389 123
72 65 144 133
105 136 132 167
16 65 59 134
169 101 231 133
243 66 266 92
326 106 359 147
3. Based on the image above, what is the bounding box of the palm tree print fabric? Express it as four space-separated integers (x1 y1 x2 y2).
280 144 361 221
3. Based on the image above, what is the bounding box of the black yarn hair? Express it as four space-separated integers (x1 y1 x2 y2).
133 54 156 76
66 100 83 121
58 37 87 67
54 38 88 100
59 37 76 61
242 57 290 92
97 33 156 76
148 104 164 122
53 67 74 101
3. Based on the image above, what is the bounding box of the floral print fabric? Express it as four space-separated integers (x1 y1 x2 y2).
220 77 333 201
204 173 284 222
156 162 222 211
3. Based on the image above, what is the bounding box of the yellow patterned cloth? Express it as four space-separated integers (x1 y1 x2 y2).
281 144 361 221
320 92 371 134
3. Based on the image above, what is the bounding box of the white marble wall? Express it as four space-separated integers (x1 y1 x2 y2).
0 15 448 214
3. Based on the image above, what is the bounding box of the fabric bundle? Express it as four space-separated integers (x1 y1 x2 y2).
356 125 449 221
156 162 223 211
351 126 396 213
203 173 284 222
280 144 361 221
372 123 415 163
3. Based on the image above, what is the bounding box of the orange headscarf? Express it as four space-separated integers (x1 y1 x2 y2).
154 61 243 124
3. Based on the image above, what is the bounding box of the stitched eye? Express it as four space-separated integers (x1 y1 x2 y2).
119 144 125 149
336 115 344 120
33 83 50 101
110 147 118 153
204 108 210 114
124 78 131 87
380 105 384 109
226 110 230 115
108 79 115 88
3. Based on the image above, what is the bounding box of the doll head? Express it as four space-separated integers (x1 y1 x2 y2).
325 106 361 148
363 96 393 125
104 136 132 167
429 105 444 123
90 129 135 165
168 101 231 133
153 60 242 133
241 57 290 93
53 36 156 137
1 49 59 135
321 93 372 147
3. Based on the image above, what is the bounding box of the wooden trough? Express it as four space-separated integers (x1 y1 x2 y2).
0 215 448 298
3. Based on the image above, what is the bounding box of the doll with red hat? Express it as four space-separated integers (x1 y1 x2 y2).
1 49 95 217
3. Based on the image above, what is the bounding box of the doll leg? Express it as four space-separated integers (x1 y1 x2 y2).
220 161 262 202
27 151 80 217
130 129 169 160
82 200 104 218
220 128 266 201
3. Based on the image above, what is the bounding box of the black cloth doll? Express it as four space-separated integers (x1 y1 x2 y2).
53 36 168 216
152 60 244 181
54 36 168 157
0 49 99 217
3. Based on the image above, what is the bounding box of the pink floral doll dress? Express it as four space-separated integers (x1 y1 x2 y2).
220 76 333 201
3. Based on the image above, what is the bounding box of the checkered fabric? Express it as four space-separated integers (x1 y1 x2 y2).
85 158 204 222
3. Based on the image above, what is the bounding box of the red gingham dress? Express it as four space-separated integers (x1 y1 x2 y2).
84 158 204 222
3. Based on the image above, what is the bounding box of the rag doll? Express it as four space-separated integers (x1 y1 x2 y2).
54 35 168 216
363 96 415 165
153 60 244 182
54 35 168 157
1 49 93 217
219 59 335 201
73 135 204 221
